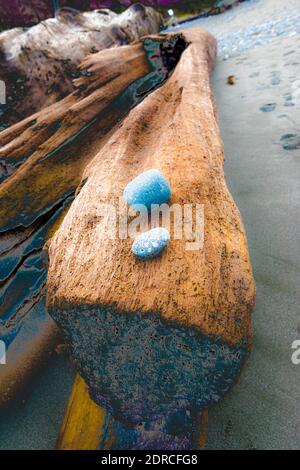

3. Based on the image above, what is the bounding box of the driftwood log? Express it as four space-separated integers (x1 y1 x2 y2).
0 31 183 407
46 26 255 443
0 4 163 128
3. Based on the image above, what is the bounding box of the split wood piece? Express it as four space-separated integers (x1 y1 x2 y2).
47 27 255 428
56 374 107 450
0 4 163 128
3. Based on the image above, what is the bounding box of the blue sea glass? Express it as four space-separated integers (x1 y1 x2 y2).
132 227 170 259
123 169 171 212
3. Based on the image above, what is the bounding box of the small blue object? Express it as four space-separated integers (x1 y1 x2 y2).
132 228 170 260
123 169 171 211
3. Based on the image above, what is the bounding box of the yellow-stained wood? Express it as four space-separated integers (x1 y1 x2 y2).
56 374 107 450
196 410 208 450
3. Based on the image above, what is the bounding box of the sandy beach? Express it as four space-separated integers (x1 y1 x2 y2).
190 0 300 449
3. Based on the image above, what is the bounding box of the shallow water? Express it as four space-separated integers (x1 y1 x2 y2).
167 0 300 60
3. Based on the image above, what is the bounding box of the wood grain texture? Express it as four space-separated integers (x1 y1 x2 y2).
47 28 255 426
0 4 163 128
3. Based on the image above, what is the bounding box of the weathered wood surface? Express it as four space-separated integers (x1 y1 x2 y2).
57 373 208 450
47 27 255 431
0 32 179 407
0 4 163 128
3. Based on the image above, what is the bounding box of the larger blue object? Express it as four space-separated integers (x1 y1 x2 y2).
123 169 171 211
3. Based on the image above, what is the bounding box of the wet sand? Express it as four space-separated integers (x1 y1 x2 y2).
195 0 300 449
